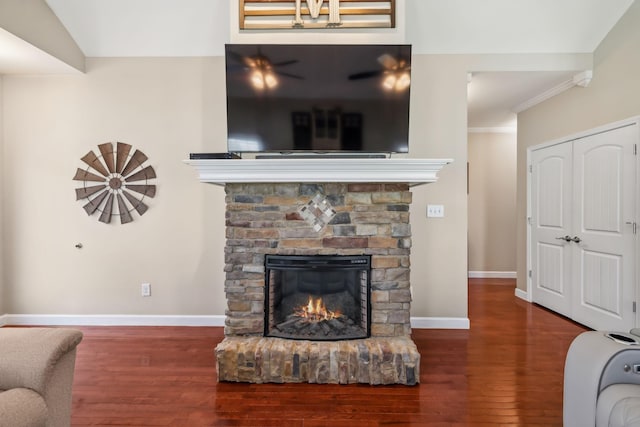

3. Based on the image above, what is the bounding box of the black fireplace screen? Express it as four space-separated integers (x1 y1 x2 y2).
264 255 371 341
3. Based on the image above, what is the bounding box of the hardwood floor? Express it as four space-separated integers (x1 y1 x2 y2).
68 279 588 426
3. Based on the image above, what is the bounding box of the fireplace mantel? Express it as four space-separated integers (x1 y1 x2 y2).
184 158 452 186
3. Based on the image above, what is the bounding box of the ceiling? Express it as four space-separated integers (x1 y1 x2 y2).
0 27 78 74
467 71 580 129
0 0 635 129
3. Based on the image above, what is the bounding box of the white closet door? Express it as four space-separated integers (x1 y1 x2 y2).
571 124 637 331
531 142 574 316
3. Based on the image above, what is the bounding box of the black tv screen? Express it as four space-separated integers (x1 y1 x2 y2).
225 44 411 154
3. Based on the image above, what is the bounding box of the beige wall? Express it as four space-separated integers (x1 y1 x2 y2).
407 55 468 319
1 48 593 323
0 75 4 315
405 53 590 321
516 1 640 291
1 55 468 320
468 132 516 273
3 58 226 315
1 53 469 321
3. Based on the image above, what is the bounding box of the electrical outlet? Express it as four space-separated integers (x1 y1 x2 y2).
141 283 151 297
427 204 445 218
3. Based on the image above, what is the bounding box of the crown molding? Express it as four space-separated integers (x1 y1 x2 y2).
468 127 517 134
513 70 593 114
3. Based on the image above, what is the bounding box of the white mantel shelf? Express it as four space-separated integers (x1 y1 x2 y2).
184 158 453 186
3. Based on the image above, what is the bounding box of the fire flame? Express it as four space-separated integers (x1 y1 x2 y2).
295 296 341 322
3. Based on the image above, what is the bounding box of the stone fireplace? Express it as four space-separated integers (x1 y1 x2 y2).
184 158 451 385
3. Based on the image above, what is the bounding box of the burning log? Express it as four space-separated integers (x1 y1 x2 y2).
295 296 342 322
271 294 365 340
327 318 347 332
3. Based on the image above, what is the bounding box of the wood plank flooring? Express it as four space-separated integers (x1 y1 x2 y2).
67 279 588 426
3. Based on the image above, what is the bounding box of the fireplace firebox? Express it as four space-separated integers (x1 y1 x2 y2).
264 255 371 341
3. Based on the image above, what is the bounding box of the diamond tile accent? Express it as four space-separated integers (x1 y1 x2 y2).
298 193 337 232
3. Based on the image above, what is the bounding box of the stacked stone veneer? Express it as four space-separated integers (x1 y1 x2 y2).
216 182 420 385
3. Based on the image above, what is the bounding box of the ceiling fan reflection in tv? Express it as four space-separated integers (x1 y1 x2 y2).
348 51 411 92
226 47 303 90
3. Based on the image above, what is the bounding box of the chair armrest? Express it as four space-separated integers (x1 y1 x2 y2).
0 328 83 394
0 388 48 427
564 331 640 427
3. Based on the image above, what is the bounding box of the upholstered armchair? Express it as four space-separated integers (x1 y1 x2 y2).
564 330 640 427
0 328 83 427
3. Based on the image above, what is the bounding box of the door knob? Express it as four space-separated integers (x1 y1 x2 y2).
570 236 582 243
555 235 572 242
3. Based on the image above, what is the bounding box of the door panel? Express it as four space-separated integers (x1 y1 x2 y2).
537 242 565 295
582 250 620 315
582 144 623 232
571 125 636 331
531 143 573 316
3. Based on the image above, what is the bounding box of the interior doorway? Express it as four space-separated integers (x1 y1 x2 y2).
466 71 578 282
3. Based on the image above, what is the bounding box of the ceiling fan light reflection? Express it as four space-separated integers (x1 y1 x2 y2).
382 74 397 90
249 69 279 90
250 70 265 89
264 72 278 89
396 72 411 91
382 72 410 92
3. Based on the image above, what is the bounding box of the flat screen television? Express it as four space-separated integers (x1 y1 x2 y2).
225 44 411 154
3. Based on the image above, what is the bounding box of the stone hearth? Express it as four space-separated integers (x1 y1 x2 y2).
217 182 420 385
217 336 418 385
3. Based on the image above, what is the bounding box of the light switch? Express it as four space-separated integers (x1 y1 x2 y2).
427 204 444 218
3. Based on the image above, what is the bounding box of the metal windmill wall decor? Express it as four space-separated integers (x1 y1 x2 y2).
73 142 156 224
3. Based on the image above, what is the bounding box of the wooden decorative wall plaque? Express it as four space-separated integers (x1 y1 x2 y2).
240 0 396 29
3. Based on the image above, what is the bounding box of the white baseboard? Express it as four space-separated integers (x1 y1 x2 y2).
468 271 516 279
411 317 470 329
514 288 531 302
1 314 226 327
1 314 470 330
